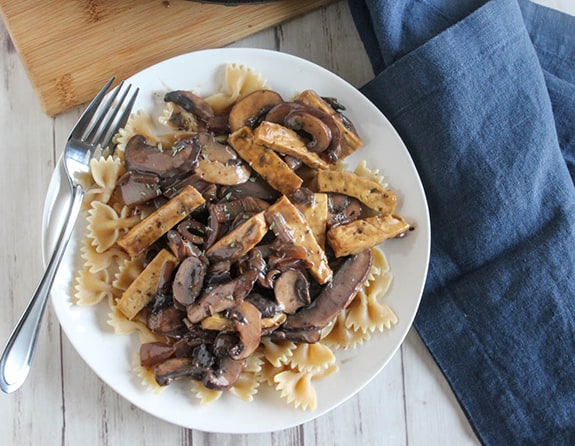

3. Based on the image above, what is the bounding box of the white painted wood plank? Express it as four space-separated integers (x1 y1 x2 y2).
0 21 63 446
403 330 480 446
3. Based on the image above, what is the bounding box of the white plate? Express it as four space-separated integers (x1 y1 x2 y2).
42 48 430 434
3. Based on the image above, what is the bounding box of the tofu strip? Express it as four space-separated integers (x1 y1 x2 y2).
228 127 303 196
327 214 410 257
265 196 332 284
317 170 397 215
118 185 205 257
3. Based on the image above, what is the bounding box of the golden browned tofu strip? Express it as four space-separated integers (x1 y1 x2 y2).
317 170 397 215
327 214 410 257
266 196 332 284
117 249 177 319
293 192 328 249
254 121 329 170
206 211 268 261
117 185 205 257
228 127 303 196
295 89 363 159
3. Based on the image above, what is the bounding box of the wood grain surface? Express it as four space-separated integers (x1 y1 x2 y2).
0 0 334 116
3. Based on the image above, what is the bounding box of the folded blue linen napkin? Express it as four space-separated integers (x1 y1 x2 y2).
347 0 575 444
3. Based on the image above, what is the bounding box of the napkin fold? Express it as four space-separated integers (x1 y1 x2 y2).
347 0 575 444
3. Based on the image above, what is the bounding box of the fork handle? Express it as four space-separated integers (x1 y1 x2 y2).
0 184 84 393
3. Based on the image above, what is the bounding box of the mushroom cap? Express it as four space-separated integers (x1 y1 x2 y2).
283 110 333 153
228 89 283 132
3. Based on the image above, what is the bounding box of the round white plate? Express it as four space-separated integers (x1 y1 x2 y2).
42 48 430 434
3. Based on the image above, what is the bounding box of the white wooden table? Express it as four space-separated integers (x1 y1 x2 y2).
1 1 572 445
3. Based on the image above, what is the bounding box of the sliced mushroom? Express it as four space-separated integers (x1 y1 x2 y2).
147 305 187 337
228 89 283 132
140 342 176 367
209 196 270 223
116 171 162 206
220 175 280 202
124 135 200 179
227 301 261 360
264 101 307 124
192 132 251 185
274 269 311 314
166 230 203 260
246 292 283 319
164 90 215 122
154 357 201 386
279 249 373 337
172 256 207 307
327 193 363 228
202 355 246 391
283 111 333 153
186 269 259 323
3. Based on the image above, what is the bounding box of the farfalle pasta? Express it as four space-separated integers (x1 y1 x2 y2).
72 64 411 411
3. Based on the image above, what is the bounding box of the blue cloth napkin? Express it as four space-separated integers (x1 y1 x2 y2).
347 0 575 444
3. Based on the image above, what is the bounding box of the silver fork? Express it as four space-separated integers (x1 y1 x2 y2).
0 78 138 393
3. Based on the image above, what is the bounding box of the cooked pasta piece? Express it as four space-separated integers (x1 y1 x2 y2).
112 255 146 293
107 306 164 343
260 338 297 368
288 342 336 373
322 311 371 350
74 267 116 306
229 353 264 402
87 202 142 253
204 64 268 115
274 369 317 411
85 155 125 205
80 236 127 274
191 381 223 405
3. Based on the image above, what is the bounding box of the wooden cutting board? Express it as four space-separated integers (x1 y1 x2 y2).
0 0 335 116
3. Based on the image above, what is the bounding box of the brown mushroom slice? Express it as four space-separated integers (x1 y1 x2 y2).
172 256 207 306
316 170 397 215
227 301 262 360
265 101 307 124
280 249 373 337
273 269 311 314
253 121 329 170
221 175 280 202
186 269 259 324
117 249 178 320
265 196 333 285
203 356 247 391
154 357 200 386
147 305 187 337
140 342 177 367
295 90 363 159
166 230 203 260
191 132 251 186
209 196 270 223
116 171 162 206
164 90 215 122
326 193 363 229
327 214 411 257
118 185 206 257
283 111 332 153
228 127 303 196
205 211 268 262
124 135 200 179
228 89 283 132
